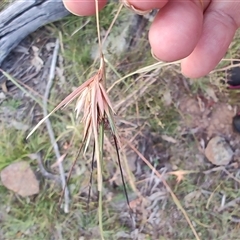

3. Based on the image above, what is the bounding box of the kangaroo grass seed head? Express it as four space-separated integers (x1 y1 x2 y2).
27 59 119 151
74 68 118 150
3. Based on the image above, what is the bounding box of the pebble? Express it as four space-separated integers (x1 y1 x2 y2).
205 136 233 166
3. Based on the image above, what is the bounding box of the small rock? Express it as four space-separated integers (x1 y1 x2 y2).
162 89 172 106
11 120 29 131
0 161 39 197
205 136 233 166
0 92 6 100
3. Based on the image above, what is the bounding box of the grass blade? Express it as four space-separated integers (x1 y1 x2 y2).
113 134 130 208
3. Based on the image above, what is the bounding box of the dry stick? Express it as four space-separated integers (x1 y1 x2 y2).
29 153 61 183
43 38 70 213
218 197 240 212
59 143 84 206
203 166 240 184
126 140 201 240
223 168 240 184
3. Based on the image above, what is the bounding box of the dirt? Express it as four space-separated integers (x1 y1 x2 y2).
178 92 240 161
179 96 235 138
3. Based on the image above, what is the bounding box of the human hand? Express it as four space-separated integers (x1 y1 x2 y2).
62 0 240 78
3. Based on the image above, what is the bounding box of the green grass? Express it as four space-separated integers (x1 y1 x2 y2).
2 99 22 110
0 126 45 170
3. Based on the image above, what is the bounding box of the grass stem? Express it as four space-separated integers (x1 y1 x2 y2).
98 121 105 240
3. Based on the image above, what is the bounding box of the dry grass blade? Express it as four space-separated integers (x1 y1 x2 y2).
27 76 95 138
107 60 181 93
0 70 43 107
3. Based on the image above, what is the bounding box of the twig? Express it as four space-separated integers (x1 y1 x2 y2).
218 197 240 212
203 166 225 174
28 153 61 183
223 168 240 184
43 38 70 213
203 165 240 184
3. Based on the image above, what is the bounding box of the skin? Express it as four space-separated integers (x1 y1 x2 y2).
62 0 240 78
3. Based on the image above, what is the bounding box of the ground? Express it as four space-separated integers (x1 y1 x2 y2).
1 3 240 240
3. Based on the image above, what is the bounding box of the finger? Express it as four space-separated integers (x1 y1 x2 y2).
181 2 240 78
63 0 107 16
149 0 207 62
127 0 168 11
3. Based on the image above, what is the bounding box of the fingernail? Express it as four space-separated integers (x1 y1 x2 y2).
62 1 85 16
151 49 161 61
121 0 152 15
